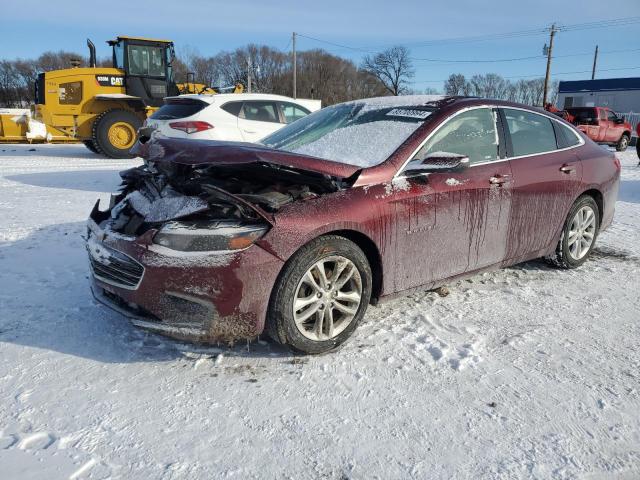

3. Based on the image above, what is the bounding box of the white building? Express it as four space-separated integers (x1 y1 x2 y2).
557 77 640 112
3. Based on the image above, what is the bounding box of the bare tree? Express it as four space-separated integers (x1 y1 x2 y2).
361 46 414 96
443 74 469 96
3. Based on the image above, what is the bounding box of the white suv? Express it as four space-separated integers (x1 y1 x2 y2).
144 93 321 143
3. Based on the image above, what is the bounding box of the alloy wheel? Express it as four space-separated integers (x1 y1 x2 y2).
293 255 363 341
567 205 596 260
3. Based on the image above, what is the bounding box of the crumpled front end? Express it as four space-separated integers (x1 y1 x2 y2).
87 215 284 343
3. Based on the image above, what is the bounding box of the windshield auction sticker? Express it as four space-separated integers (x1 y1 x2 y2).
386 108 432 119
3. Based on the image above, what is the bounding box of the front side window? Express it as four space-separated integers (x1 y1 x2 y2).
241 101 278 123
607 111 619 122
280 102 310 124
113 43 124 69
412 108 498 165
503 109 558 157
128 45 166 77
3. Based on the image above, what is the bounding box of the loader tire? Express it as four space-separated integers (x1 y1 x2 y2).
83 140 99 154
92 110 142 159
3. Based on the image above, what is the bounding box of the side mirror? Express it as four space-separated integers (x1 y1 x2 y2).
405 153 470 175
614 118 624 124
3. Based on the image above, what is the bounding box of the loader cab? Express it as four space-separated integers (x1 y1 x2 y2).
108 36 179 107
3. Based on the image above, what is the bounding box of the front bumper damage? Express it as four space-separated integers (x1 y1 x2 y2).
87 212 284 344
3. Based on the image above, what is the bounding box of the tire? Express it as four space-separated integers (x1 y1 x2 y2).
83 140 99 154
636 138 640 161
616 133 630 152
92 110 142 159
266 235 372 354
545 195 600 269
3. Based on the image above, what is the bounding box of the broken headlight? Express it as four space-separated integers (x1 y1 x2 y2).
153 221 268 252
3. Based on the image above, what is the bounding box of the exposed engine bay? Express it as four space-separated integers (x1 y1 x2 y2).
103 159 341 237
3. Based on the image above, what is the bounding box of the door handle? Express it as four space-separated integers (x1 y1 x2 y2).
559 164 576 174
489 174 510 185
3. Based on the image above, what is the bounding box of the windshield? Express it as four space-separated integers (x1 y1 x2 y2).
261 102 435 168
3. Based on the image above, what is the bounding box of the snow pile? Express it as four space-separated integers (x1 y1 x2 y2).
1 144 640 478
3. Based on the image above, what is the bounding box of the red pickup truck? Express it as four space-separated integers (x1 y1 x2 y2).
562 107 632 151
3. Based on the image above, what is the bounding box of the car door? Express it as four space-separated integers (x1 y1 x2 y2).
237 101 282 142
500 107 583 261
597 108 609 142
390 106 513 292
605 110 622 143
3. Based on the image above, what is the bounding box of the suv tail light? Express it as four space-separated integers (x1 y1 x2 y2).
169 121 214 134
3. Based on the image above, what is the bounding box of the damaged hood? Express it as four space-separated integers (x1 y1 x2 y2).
131 137 361 180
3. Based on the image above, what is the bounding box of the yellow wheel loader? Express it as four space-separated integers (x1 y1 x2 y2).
32 36 242 158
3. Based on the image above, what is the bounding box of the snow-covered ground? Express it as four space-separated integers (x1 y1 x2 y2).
1 143 639 479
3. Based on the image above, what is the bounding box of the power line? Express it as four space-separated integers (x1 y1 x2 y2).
408 65 640 85
297 16 640 54
411 47 640 64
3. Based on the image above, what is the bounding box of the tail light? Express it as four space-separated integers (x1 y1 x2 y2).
613 156 621 171
169 121 214 134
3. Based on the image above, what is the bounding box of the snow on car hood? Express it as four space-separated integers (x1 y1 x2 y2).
132 137 361 180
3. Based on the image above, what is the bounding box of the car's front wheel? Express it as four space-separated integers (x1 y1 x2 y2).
546 195 600 269
267 235 372 354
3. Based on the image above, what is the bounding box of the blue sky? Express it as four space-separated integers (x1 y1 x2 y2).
2 0 639 91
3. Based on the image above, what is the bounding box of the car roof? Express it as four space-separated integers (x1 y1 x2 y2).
164 93 306 105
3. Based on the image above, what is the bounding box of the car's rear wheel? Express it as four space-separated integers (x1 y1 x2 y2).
616 133 629 152
546 195 599 269
636 138 640 161
267 235 372 354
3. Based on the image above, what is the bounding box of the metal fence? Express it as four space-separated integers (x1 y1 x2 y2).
620 112 640 137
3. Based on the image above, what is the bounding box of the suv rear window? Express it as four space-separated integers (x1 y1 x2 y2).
565 107 597 124
150 99 207 120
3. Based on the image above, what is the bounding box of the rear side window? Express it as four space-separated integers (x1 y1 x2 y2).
279 102 310 124
221 101 243 117
503 108 557 157
241 101 279 123
150 100 207 120
553 121 582 149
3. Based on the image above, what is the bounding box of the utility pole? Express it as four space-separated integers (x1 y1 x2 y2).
591 45 599 80
247 55 252 93
542 23 557 106
292 32 297 99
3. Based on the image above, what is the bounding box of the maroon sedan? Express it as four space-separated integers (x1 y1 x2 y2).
87 96 620 354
